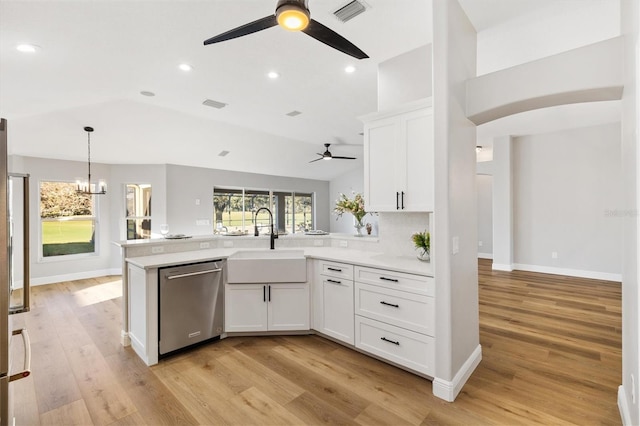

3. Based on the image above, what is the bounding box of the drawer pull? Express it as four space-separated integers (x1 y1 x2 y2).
381 337 400 346
379 277 399 283
327 267 343 272
327 279 342 284
380 301 399 308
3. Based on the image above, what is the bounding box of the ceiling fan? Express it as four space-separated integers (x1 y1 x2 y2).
203 0 369 60
310 143 357 163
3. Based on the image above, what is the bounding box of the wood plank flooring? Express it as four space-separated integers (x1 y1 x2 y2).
10 259 622 425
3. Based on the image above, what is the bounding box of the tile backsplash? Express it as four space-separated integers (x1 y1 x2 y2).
377 212 430 258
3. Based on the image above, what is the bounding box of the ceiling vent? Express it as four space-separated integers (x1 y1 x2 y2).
333 0 367 23
202 99 227 109
286 110 302 117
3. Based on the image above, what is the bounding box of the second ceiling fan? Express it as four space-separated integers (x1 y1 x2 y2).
203 0 369 60
310 143 356 163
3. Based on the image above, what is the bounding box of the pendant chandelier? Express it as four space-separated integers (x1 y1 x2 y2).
76 126 106 195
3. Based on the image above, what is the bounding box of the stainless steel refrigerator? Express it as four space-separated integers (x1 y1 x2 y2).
1 118 31 426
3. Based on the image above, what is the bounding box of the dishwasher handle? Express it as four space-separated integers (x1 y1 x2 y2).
166 268 222 280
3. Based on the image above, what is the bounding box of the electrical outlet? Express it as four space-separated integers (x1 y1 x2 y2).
151 246 164 254
552 251 558 259
478 240 483 247
313 239 324 247
339 240 348 248
200 242 210 249
195 199 200 205
223 240 233 248
196 219 210 226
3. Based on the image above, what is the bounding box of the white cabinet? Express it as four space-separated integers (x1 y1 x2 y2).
313 260 355 345
361 98 434 212
225 283 309 332
354 265 435 376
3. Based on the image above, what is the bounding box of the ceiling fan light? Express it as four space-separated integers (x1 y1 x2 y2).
276 4 310 31
322 156 332 160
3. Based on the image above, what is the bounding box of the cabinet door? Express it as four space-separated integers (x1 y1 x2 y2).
364 117 400 212
322 277 354 345
401 108 434 211
268 283 309 331
225 284 268 332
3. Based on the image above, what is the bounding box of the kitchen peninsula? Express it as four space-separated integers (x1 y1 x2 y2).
116 233 438 395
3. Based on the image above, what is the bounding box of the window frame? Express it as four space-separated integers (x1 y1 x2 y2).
213 187 315 235
124 183 152 241
38 179 100 262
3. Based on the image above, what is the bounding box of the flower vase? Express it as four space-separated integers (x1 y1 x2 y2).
417 248 430 262
354 217 364 237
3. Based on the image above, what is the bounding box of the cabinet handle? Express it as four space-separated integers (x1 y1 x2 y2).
401 191 405 210
263 285 266 302
379 277 399 283
327 267 342 272
381 337 400 346
268 285 271 302
380 301 399 308
396 192 399 210
327 279 342 284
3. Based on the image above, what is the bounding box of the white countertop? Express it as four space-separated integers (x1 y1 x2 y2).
126 247 433 277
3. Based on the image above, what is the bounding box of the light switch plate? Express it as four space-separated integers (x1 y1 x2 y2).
452 236 459 254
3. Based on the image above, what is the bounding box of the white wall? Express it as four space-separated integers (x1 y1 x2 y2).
476 174 492 258
619 0 639 423
432 0 480 400
165 164 331 237
378 44 433 111
512 123 622 279
476 0 621 75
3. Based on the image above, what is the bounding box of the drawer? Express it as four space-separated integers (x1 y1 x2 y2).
355 266 434 296
355 316 435 377
355 282 434 337
318 260 354 280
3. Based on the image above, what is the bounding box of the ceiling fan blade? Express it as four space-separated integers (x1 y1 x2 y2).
331 156 357 160
204 15 278 45
302 19 369 60
309 157 324 163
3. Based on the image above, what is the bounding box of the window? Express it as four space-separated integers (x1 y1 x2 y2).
125 184 152 240
40 181 98 258
213 187 314 234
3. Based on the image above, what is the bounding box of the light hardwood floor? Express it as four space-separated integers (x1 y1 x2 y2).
10 259 621 425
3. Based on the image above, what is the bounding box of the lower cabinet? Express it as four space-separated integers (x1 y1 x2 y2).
355 316 435 376
313 260 355 345
225 283 309 332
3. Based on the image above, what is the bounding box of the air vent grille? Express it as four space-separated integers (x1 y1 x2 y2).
286 110 302 117
334 0 367 23
202 99 227 109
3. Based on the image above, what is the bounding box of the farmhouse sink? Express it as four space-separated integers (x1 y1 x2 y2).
227 249 307 283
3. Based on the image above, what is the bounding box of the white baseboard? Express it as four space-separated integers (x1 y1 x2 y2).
477 252 493 259
492 263 513 271
618 385 632 425
513 263 621 282
30 268 122 286
433 344 482 402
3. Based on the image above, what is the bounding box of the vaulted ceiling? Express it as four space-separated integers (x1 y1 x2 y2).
0 0 620 180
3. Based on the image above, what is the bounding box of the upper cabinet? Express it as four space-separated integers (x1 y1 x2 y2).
361 98 434 212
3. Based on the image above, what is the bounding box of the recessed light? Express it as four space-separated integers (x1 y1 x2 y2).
345 65 356 73
140 91 156 97
16 44 40 53
267 71 280 79
178 63 193 72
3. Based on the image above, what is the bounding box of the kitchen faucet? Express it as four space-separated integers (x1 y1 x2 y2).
254 207 278 249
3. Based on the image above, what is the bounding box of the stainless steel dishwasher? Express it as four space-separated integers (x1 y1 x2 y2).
159 260 224 356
